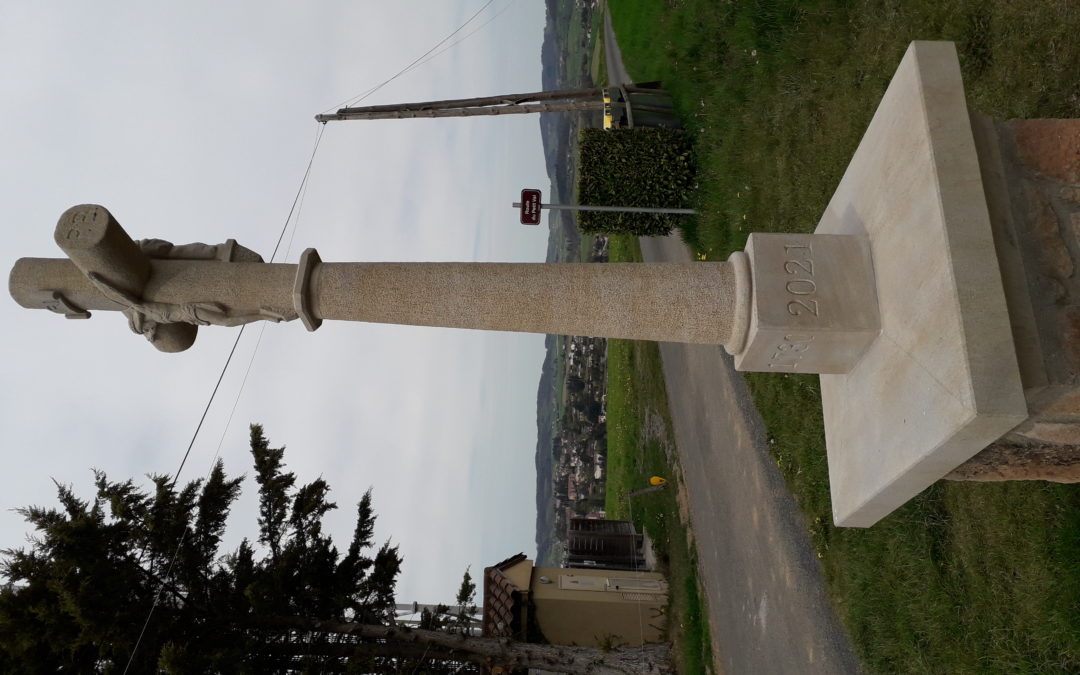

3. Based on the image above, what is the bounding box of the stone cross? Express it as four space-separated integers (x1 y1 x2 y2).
14 43 1074 531
10 204 879 372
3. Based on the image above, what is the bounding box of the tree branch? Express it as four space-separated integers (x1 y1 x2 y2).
247 616 672 674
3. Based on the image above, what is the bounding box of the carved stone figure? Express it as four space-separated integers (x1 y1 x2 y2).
67 237 297 346
10 205 762 356
136 238 265 263
87 271 295 342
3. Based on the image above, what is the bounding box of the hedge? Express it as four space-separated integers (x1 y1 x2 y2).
575 128 696 237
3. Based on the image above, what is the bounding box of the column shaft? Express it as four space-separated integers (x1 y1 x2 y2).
312 261 739 345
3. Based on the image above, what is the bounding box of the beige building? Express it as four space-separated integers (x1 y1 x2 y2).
482 553 668 648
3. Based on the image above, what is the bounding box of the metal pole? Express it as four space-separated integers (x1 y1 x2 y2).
317 100 606 122
313 84 669 122
512 202 696 215
324 87 605 115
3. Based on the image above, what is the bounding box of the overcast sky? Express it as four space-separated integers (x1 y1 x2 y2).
0 1 550 607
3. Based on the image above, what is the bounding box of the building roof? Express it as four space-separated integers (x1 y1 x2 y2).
481 553 529 639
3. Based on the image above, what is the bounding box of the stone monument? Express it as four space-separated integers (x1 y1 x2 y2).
9 41 1079 527
10 205 880 364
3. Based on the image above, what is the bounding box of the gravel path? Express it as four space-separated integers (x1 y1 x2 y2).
603 10 862 674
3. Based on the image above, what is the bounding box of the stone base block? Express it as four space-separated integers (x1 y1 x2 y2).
814 41 1028 527
733 233 879 374
955 115 1080 471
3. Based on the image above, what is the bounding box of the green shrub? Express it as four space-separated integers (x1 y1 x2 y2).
576 128 696 236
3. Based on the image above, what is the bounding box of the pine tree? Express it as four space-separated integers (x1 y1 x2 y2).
0 424 401 673
0 424 670 673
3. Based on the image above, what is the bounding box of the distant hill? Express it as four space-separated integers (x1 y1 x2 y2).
537 0 602 264
534 0 601 566
533 334 558 563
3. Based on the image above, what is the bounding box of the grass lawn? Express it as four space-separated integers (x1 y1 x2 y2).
605 1 1080 672
605 236 713 675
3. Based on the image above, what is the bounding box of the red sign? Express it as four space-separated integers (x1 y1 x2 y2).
519 189 542 225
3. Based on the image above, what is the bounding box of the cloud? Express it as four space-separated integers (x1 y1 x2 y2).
0 0 549 604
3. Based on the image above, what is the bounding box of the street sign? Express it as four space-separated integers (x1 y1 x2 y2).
519 189 542 225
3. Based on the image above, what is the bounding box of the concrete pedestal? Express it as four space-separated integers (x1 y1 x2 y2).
814 42 1029 527
733 233 879 374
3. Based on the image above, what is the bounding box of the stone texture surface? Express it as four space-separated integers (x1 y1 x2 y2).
16 201 759 350
815 41 1027 527
10 257 298 316
54 204 150 298
1010 421 1080 445
968 106 1080 466
311 259 744 346
1007 119 1080 184
733 233 879 374
12 241 752 350
1023 183 1074 279
1063 306 1080 372
946 443 1080 482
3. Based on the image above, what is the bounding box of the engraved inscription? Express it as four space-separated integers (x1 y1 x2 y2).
62 206 101 241
767 334 815 369
783 244 819 318
770 242 820 370
785 278 816 295
783 259 813 275
788 298 819 316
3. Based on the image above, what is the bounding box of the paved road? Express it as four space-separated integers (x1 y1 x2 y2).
603 11 861 675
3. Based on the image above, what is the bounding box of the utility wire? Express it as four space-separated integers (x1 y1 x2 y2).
404 0 519 76
123 325 247 674
124 0 508 663
272 123 325 262
122 123 326 674
167 326 248 486
281 125 322 264
321 0 501 114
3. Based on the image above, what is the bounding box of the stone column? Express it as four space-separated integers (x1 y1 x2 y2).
311 259 749 348
8 205 755 354
10 256 750 349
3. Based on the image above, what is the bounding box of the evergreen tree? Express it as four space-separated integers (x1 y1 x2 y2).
418 568 479 637
0 424 670 674
0 424 401 673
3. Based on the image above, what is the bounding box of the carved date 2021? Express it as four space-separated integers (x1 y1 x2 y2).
769 244 819 370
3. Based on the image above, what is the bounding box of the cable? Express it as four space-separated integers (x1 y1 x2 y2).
358 0 519 105
280 127 319 264
326 0 497 112
321 0 501 114
123 1 514 662
122 123 326 674
271 123 326 262
168 326 248 486
122 325 248 673
404 0 519 76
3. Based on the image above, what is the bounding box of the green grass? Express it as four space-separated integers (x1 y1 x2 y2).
604 1 1080 672
590 19 607 86
562 0 598 91
605 235 714 675
553 334 567 424
610 0 1080 256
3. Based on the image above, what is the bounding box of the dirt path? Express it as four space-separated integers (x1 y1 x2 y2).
603 11 861 675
